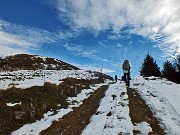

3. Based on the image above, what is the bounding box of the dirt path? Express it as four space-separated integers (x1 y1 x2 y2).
41 85 108 135
127 88 165 135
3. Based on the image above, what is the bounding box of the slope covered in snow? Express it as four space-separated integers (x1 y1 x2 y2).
131 76 180 134
82 77 180 134
0 70 100 90
1 67 180 134
0 68 113 135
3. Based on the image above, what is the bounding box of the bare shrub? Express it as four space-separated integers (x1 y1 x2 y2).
43 82 58 94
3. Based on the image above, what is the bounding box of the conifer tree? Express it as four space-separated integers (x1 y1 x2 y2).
176 55 180 72
162 60 177 82
140 54 161 77
174 55 180 83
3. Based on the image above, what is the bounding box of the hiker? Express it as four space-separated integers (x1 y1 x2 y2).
122 60 131 87
115 75 118 82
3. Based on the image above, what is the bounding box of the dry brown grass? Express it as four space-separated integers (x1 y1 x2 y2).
44 82 58 94
127 88 165 135
0 54 80 71
0 77 109 135
41 85 108 135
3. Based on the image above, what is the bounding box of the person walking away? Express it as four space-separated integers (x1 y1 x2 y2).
115 75 118 82
122 60 131 87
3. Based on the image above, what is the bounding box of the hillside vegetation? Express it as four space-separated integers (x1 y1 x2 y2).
0 54 113 135
0 54 80 71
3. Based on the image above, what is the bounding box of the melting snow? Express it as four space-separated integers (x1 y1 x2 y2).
1 70 180 134
131 76 180 134
82 82 133 135
11 82 108 135
83 76 180 135
0 70 98 90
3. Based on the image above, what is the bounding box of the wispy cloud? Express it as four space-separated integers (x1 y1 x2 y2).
0 17 87 57
0 19 61 57
64 43 97 57
1 0 180 59
64 43 108 61
115 43 123 48
0 32 32 47
73 63 116 74
56 0 180 56
0 31 33 57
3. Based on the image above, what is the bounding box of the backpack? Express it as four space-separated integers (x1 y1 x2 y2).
123 61 130 70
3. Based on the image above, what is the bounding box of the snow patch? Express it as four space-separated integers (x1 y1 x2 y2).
6 102 22 106
0 70 98 90
134 122 152 134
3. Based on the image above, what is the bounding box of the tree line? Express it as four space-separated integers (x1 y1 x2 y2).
140 54 180 84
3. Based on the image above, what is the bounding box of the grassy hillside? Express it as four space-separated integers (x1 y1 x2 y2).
0 54 80 71
0 75 113 135
0 53 114 134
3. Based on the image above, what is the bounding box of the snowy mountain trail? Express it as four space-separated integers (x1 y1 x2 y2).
41 81 166 135
82 82 133 135
1 69 180 135
82 77 180 135
82 82 165 135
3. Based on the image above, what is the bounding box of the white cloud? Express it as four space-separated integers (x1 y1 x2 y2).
101 68 116 74
73 63 116 74
56 0 180 56
63 43 108 61
116 43 122 48
0 19 60 57
0 31 33 57
64 43 97 57
0 32 32 47
0 45 29 57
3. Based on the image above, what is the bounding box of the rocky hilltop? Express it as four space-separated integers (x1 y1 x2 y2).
0 54 80 71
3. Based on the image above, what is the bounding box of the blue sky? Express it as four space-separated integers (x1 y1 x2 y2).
0 0 180 77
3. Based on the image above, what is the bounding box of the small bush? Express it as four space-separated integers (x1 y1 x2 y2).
43 82 58 94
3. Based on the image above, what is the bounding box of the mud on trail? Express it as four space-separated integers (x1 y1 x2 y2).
127 88 165 135
41 85 108 135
